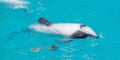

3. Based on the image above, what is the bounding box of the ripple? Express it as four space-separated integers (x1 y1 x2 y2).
60 47 77 52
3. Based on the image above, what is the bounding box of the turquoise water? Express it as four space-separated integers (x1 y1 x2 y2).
0 0 120 60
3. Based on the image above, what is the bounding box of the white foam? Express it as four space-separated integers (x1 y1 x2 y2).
0 0 30 9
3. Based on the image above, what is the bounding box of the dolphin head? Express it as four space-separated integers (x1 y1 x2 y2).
79 24 99 38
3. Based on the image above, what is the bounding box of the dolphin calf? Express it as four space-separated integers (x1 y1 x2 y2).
29 18 99 43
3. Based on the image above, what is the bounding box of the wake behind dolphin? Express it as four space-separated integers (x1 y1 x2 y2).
29 18 99 43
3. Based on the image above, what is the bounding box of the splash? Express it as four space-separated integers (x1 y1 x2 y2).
0 0 30 9
90 32 104 47
38 2 46 11
25 1 46 14
99 32 104 38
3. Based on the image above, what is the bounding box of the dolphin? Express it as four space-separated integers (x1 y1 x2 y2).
29 18 99 43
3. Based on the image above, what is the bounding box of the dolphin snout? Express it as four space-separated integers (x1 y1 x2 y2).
89 34 99 38
93 35 99 39
95 36 99 38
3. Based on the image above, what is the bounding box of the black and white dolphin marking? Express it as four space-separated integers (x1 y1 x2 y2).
29 18 99 43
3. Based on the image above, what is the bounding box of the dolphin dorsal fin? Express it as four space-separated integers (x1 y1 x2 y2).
38 18 52 26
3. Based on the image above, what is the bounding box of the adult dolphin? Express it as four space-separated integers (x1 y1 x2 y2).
29 18 99 43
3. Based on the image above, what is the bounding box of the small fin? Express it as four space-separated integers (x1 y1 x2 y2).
38 18 52 26
56 38 73 43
